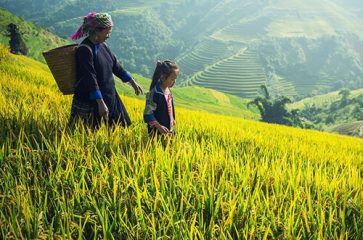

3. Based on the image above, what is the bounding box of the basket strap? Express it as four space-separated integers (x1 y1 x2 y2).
78 44 93 57
75 44 94 89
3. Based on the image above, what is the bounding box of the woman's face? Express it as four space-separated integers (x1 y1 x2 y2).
95 27 112 43
162 69 179 88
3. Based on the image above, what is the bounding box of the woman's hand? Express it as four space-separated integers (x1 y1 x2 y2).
96 99 109 121
130 79 143 95
155 124 170 134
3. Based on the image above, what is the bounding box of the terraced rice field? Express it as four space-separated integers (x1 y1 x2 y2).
316 73 337 92
271 77 298 98
292 73 333 95
213 16 271 43
189 48 267 98
177 39 229 75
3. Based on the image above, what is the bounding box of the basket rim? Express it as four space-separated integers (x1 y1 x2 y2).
43 44 79 54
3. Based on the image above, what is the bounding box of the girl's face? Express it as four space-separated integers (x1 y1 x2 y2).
162 69 179 88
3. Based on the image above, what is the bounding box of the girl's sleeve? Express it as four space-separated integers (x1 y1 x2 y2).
144 91 159 127
172 95 176 120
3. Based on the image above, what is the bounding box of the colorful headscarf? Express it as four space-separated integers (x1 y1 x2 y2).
71 12 113 41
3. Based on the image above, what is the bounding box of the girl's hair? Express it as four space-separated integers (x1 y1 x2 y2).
150 60 179 90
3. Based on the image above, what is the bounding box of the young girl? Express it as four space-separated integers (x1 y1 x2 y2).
144 60 179 135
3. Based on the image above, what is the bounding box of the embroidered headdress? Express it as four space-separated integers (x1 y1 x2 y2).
71 12 113 41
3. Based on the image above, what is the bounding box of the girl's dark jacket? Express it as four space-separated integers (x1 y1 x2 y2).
144 83 175 133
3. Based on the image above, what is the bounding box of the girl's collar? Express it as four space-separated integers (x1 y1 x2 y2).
155 82 164 94
155 82 170 94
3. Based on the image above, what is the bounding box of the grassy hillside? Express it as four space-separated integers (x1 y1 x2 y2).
3 1 363 98
290 88 363 109
0 9 70 62
116 73 258 119
289 88 363 136
185 48 267 98
1 40 363 239
177 0 363 98
0 9 255 119
332 121 363 137
4 1 363 98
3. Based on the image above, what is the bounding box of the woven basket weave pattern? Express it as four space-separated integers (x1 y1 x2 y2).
43 44 79 95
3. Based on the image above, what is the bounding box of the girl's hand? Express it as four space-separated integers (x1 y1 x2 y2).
130 79 143 95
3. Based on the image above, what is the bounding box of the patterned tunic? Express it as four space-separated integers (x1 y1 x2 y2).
144 83 175 134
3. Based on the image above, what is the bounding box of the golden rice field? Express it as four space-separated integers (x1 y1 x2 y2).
0 44 362 239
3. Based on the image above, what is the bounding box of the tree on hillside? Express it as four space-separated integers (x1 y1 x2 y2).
7 23 28 55
352 105 363 120
338 88 350 107
248 85 303 127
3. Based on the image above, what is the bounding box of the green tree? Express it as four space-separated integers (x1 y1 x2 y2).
338 88 350 107
247 85 272 123
7 23 28 55
248 85 302 127
352 105 363 120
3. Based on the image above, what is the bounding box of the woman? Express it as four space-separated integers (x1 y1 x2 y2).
69 12 143 128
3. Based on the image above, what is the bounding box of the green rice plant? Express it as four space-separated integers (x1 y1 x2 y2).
0 44 362 239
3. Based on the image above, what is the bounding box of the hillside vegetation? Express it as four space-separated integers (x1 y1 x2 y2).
2 0 363 98
176 0 363 98
0 9 69 62
290 88 363 137
115 73 258 119
1 41 363 238
0 10 256 119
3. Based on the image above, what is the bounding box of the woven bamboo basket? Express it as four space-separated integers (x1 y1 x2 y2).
42 44 79 95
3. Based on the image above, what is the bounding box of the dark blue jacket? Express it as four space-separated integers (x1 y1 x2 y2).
72 37 133 126
144 83 175 133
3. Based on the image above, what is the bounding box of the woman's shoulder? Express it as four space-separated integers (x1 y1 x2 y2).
76 40 93 58
101 42 112 54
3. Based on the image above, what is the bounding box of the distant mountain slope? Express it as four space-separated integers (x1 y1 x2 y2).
115 74 258 119
2 0 363 98
177 0 363 98
289 88 363 137
332 121 363 138
0 9 69 62
0 40 257 119
0 9 258 118
173 0 363 98
290 88 363 109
